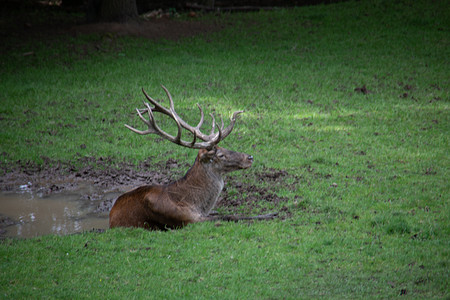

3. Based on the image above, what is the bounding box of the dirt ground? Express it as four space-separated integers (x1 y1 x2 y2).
72 17 225 41
1 1 225 53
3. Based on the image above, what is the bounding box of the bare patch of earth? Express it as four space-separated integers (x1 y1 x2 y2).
0 157 294 233
1 3 225 56
0 157 186 212
72 18 224 41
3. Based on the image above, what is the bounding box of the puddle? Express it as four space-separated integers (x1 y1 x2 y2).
0 184 120 238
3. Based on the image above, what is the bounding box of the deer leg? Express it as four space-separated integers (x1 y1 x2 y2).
204 212 278 222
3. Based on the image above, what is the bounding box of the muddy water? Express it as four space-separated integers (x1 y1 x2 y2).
0 184 120 238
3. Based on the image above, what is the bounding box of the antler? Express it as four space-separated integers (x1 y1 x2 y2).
125 85 243 149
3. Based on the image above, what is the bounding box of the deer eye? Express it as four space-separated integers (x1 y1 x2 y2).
217 152 225 159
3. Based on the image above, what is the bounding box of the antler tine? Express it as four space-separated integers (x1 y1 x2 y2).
124 106 156 135
141 88 170 115
158 87 183 143
161 85 202 144
206 113 225 144
143 102 158 131
194 104 204 130
190 131 197 147
189 104 203 147
161 85 176 113
138 105 152 126
219 115 224 131
210 121 223 146
218 110 244 140
209 113 216 136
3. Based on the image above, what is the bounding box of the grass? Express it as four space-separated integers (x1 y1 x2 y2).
1 0 449 298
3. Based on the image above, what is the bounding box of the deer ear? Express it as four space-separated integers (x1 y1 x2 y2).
199 148 216 162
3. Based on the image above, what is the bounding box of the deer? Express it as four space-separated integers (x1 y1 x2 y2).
109 86 276 230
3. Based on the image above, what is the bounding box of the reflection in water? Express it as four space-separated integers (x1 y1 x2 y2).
0 190 111 238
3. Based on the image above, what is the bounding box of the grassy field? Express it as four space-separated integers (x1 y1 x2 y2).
1 0 449 298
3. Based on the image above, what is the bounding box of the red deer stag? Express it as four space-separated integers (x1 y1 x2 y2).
110 86 275 230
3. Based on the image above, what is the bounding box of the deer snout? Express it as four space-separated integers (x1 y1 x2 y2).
248 155 253 162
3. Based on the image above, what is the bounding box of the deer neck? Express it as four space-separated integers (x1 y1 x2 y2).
168 158 224 216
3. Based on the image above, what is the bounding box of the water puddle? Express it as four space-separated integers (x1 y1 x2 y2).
0 184 120 238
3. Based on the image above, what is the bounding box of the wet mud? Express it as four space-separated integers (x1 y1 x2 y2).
0 157 293 237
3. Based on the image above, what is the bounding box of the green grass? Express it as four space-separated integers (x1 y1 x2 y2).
1 0 449 298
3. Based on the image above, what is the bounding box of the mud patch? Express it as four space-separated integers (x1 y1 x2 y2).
219 168 295 217
0 190 111 238
0 157 295 237
0 157 185 213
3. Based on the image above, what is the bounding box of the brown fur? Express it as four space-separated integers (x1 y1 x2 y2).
109 147 253 230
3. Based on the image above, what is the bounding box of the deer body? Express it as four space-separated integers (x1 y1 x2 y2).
109 87 253 230
110 147 252 229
